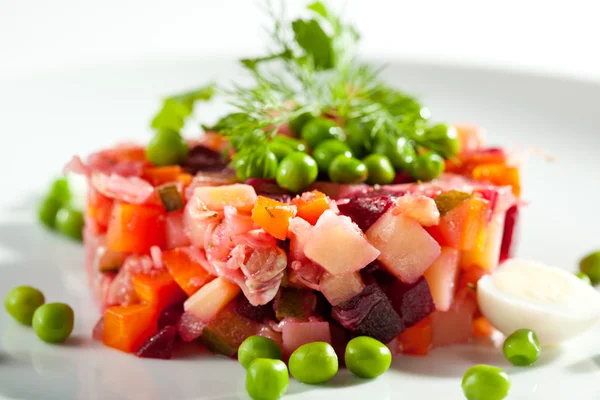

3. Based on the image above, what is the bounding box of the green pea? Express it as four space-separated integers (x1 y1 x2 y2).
301 117 344 150
363 154 395 185
271 136 307 153
288 341 338 384
580 251 600 284
276 152 318 193
344 120 371 158
38 196 62 229
4 286 45 326
32 303 74 343
372 136 415 170
146 129 189 166
48 178 71 205
575 272 592 285
426 123 459 158
410 153 445 181
313 140 352 173
268 141 295 161
289 111 315 136
462 365 510 400
246 358 289 400
345 336 392 379
502 329 541 366
235 151 278 182
238 336 283 369
55 208 84 241
328 155 368 184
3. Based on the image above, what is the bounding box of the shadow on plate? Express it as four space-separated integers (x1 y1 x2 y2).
566 354 600 374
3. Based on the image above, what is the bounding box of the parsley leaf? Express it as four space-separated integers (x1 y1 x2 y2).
151 83 216 131
291 19 334 70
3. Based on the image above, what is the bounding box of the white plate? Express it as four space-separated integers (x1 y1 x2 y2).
1 59 600 400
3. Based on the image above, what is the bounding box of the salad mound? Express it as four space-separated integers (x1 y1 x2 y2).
63 2 524 360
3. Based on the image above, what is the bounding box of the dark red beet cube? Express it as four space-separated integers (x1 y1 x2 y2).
176 311 206 342
235 296 275 322
158 303 184 330
385 277 436 328
136 326 177 359
331 283 404 343
500 205 519 262
337 195 395 231
182 145 228 173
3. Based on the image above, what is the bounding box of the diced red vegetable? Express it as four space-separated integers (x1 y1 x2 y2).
142 165 186 186
102 304 158 353
88 189 114 232
437 196 490 251
162 248 214 296
397 316 433 356
136 325 177 359
107 203 166 253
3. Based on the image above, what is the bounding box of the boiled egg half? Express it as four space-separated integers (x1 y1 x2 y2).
478 259 600 345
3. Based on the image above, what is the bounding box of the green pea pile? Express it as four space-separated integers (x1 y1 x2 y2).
239 335 392 400
4 285 74 344
38 177 84 241
241 114 457 193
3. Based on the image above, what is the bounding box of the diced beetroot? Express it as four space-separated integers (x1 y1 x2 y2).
136 326 177 359
330 323 349 363
92 317 105 341
281 321 332 356
385 277 436 328
424 248 460 312
431 296 475 347
182 145 228 174
500 205 518 262
304 210 380 276
337 195 394 231
366 211 441 284
158 303 184 330
310 182 370 199
332 283 404 343
176 311 206 342
245 178 291 203
393 195 440 227
236 296 275 322
319 272 365 306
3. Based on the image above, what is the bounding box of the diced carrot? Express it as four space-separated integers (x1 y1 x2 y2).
251 196 297 240
184 277 241 323
142 166 185 186
132 270 186 311
176 173 193 187
455 265 488 304
438 196 490 251
473 316 494 338
290 191 330 225
102 304 158 353
472 163 521 197
112 146 148 162
162 248 214 296
107 203 166 253
88 189 114 232
397 316 433 356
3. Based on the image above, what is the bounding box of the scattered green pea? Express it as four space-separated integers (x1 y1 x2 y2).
461 365 510 400
55 208 84 241
238 336 283 369
289 111 315 136
579 251 600 284
271 136 307 153
268 141 295 161
426 123 459 158
372 136 415 171
345 336 392 379
48 178 71 205
344 119 371 158
288 341 338 384
502 329 541 366
246 358 289 400
32 303 74 343
235 150 278 181
38 196 62 229
575 272 592 285
410 152 445 181
328 155 368 184
301 117 343 150
313 140 352 173
276 152 318 193
4 286 45 326
362 154 395 185
146 129 189 166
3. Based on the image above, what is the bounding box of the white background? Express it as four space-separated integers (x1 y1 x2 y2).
2 0 600 81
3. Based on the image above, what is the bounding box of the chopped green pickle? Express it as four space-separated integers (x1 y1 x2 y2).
158 184 184 212
198 306 261 357
434 190 472 216
275 288 315 320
